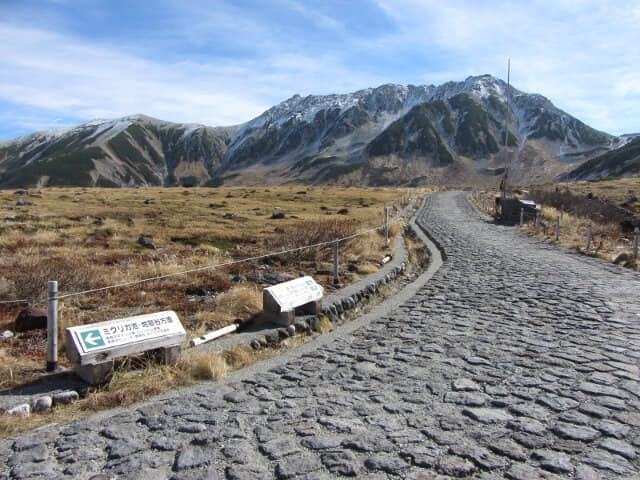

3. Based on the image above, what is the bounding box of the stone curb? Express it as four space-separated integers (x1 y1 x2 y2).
0 197 423 414
75 193 444 426
194 196 421 353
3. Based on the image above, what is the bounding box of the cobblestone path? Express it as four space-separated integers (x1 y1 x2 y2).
2 191 640 479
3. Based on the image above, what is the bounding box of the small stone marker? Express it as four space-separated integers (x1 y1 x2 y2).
66 310 186 384
263 276 323 326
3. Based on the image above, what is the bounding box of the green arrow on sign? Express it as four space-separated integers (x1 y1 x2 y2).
80 329 105 349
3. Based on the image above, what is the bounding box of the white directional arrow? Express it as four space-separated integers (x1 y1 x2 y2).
84 332 101 346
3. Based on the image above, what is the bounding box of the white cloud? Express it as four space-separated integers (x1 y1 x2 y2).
0 19 382 136
0 24 270 126
1 0 639 138
375 0 640 134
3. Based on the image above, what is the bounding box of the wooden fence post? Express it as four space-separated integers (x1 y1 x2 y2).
47 280 58 372
520 208 524 227
555 216 560 241
384 205 389 248
333 240 340 286
633 227 639 260
586 221 592 251
535 211 540 235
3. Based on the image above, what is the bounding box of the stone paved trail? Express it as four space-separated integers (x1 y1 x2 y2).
2 191 640 480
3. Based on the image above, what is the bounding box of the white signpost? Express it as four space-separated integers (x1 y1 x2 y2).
66 310 186 384
263 276 323 326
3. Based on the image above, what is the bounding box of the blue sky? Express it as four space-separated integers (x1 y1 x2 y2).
1 0 639 141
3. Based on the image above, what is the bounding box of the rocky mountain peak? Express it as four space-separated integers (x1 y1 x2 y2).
1 76 631 188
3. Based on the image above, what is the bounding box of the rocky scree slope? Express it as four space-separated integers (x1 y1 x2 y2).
0 75 617 188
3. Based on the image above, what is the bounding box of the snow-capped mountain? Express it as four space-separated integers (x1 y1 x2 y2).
0 115 235 187
0 75 620 188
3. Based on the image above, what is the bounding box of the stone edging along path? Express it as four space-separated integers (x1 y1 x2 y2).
0 195 433 414
201 195 428 355
55 191 443 426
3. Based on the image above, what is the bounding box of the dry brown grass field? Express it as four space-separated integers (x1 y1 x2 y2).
0 186 422 398
472 177 640 270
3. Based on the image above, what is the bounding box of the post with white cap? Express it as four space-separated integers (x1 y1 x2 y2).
384 204 389 248
333 239 340 286
47 280 58 371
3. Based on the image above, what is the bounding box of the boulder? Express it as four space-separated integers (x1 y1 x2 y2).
15 307 48 332
53 390 80 405
265 272 295 284
5 403 30 417
32 396 53 413
614 252 630 265
138 235 156 249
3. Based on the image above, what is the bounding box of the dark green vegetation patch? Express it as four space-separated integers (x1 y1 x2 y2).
449 93 500 156
367 102 453 165
0 147 105 187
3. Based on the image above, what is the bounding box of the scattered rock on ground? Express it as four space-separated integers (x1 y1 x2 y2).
15 307 47 332
5 403 30 417
31 396 53 413
138 235 156 249
52 391 80 405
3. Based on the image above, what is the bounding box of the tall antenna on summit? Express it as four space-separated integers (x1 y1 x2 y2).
504 58 510 148
500 59 511 200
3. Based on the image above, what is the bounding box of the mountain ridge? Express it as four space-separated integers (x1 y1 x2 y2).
0 75 628 188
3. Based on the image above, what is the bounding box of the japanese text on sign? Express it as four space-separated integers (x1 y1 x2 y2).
264 276 323 311
68 311 185 354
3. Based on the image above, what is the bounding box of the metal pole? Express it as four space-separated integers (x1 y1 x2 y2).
520 208 524 227
633 227 639 260
586 221 592 251
47 280 58 372
333 239 340 285
502 58 511 202
384 205 389 248
555 216 560 241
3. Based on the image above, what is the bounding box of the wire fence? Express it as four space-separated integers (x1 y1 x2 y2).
0 201 411 306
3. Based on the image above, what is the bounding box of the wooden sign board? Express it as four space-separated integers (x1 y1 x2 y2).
66 310 186 366
264 276 323 312
263 276 323 326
